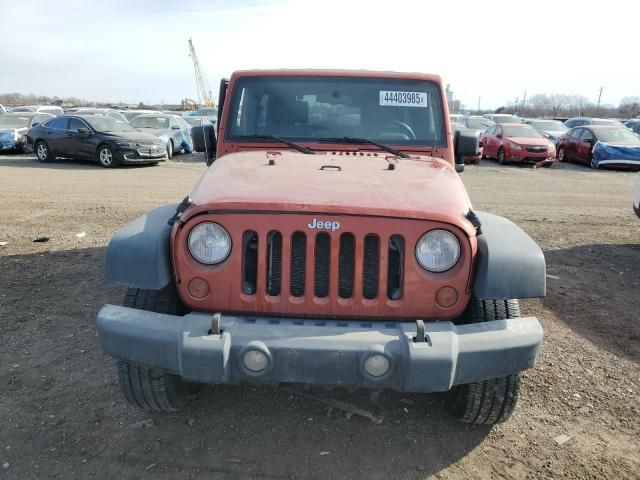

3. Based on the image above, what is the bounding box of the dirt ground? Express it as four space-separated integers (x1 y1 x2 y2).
0 152 638 480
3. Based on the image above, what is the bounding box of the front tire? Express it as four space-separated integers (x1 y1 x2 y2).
497 148 507 165
444 298 522 424
117 286 198 412
35 141 52 162
557 147 566 162
97 145 118 168
166 140 174 159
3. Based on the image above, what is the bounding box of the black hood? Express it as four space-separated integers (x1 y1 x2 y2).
102 131 164 144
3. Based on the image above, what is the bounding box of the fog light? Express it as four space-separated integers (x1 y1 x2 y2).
364 354 390 377
187 277 209 298
436 286 458 308
243 350 268 373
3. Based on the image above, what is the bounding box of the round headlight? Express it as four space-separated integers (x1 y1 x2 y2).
415 230 460 272
188 222 231 265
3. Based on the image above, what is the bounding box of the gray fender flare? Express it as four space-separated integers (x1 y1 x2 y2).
473 211 546 300
104 204 178 290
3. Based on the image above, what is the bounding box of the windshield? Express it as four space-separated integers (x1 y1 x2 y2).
227 76 446 146
502 126 543 138
597 128 640 143
85 116 137 133
185 117 210 126
131 116 170 129
122 111 146 122
467 117 495 129
529 120 568 131
197 108 217 116
493 115 521 124
591 119 623 126
0 115 31 128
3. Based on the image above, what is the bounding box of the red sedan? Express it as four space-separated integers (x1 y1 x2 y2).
481 123 556 166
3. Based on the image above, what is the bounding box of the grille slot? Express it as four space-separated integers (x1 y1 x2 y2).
290 231 306 297
338 233 355 299
387 235 404 300
314 232 331 298
266 231 282 296
526 146 547 153
242 231 258 295
362 234 380 299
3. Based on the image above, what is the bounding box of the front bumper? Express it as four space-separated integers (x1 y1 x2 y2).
117 144 167 163
506 150 555 164
97 305 543 392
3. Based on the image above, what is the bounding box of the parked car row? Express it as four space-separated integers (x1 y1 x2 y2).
557 125 640 169
0 104 207 164
27 115 168 167
450 113 640 170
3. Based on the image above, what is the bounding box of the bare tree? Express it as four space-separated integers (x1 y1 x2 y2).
619 96 640 117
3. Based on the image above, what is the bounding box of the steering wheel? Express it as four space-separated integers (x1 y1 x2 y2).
377 120 416 140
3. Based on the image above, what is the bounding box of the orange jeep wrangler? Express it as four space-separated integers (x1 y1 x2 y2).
98 70 545 424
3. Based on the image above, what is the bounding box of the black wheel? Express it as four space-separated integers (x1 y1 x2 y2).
166 140 174 159
97 145 119 168
497 148 507 165
35 141 52 162
444 298 522 425
117 286 199 412
557 147 566 162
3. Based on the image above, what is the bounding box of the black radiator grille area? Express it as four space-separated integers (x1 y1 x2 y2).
290 231 307 297
241 230 403 301
338 233 355 299
362 235 380 299
314 233 331 298
387 235 404 300
266 231 282 296
242 231 258 294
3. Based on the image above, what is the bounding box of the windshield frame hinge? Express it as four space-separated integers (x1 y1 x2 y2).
465 209 482 236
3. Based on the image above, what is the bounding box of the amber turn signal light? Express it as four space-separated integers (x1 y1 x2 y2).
436 286 458 308
187 277 209 298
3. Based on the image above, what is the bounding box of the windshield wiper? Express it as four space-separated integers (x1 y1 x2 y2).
318 137 410 158
243 135 316 155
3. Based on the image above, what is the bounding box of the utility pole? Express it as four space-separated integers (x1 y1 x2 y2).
522 90 527 112
514 98 519 114
478 96 481 113
596 86 603 114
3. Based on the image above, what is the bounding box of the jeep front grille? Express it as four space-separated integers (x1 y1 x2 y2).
243 229 404 302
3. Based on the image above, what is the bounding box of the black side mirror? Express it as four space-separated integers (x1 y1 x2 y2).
77 127 90 135
453 128 480 174
191 124 217 165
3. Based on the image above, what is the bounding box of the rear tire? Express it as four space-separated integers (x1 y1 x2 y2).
117 285 198 412
444 298 522 424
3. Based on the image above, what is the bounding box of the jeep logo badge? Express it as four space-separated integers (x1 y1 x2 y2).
308 218 341 231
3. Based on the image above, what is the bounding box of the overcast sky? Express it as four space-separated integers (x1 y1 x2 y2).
1 0 637 109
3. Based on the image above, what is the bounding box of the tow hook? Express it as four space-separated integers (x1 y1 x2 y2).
209 312 222 335
414 319 426 343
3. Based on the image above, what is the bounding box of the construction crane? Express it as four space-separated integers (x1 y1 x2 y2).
188 37 214 107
